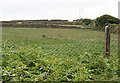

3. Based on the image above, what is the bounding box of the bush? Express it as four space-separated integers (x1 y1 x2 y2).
81 18 93 25
109 24 119 34
95 14 120 30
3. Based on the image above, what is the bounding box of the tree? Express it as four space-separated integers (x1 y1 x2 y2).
82 18 93 25
95 14 120 29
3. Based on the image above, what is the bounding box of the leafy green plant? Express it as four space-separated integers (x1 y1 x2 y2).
2 28 118 81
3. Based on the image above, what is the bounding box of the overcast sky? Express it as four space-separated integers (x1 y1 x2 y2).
0 0 119 21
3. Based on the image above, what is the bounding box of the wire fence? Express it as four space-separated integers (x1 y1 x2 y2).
39 28 118 57
42 40 100 55
110 38 118 56
2 26 118 57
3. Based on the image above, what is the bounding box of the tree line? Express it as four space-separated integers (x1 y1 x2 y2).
2 14 120 33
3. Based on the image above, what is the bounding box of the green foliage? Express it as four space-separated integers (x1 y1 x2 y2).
73 18 94 28
109 24 119 33
95 14 120 30
2 28 118 81
2 41 118 82
81 18 93 25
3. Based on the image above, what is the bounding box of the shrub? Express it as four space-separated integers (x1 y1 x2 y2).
95 14 120 30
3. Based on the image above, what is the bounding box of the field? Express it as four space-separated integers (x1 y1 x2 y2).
2 27 118 81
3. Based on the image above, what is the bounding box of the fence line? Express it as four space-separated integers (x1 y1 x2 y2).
39 27 118 57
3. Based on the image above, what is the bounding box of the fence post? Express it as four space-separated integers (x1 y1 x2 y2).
104 25 110 58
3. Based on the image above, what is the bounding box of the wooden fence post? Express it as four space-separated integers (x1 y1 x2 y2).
104 25 110 58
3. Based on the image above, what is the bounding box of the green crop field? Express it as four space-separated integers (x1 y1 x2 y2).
2 27 118 81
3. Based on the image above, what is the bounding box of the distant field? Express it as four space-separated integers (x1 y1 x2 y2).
2 27 118 55
2 27 118 44
2 27 118 81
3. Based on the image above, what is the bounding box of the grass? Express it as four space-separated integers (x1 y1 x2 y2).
2 27 118 55
2 27 106 42
2 27 118 81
